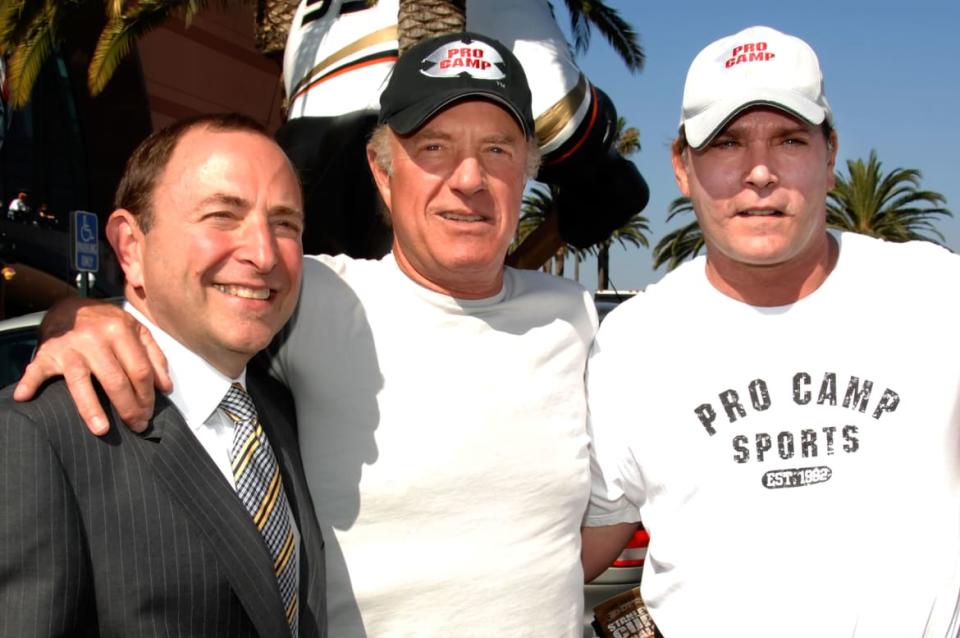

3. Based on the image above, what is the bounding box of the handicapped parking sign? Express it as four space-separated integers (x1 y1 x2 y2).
71 210 99 272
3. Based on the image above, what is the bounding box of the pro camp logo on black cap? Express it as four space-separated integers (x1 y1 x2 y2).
378 31 534 137
419 39 507 81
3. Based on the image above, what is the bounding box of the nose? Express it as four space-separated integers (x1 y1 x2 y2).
744 146 777 190
447 153 486 196
237 213 279 273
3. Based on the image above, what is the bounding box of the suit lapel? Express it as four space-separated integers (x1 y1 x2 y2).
248 373 327 638
139 395 290 637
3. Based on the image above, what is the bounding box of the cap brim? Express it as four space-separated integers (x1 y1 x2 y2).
385 89 532 138
684 90 829 149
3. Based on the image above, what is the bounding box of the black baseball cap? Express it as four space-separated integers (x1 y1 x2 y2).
378 31 535 138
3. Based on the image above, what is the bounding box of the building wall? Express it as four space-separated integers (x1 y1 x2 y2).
139 7 286 133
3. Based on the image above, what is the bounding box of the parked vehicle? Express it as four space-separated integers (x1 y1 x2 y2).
0 309 42 389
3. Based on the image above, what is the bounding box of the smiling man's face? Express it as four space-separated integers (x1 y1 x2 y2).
369 100 529 299
673 107 838 277
114 125 304 376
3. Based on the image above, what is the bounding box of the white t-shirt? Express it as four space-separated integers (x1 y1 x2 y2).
585 232 960 638
272 253 597 636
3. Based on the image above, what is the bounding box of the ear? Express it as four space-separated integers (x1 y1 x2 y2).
825 130 839 190
671 145 692 197
106 209 146 290
367 143 393 211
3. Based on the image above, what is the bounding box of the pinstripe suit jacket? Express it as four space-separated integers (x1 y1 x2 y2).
0 371 326 637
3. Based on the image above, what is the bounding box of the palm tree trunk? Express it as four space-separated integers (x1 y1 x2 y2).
398 0 466 53
597 241 611 290
574 253 580 283
554 245 566 277
254 0 300 58
253 0 467 59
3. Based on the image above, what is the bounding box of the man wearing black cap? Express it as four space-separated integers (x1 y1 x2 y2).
18 32 598 636
582 26 960 637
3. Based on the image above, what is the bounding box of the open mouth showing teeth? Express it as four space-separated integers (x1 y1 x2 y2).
214 284 271 300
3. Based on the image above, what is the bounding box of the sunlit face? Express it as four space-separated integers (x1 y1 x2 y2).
673 107 838 278
368 100 529 298
112 127 304 376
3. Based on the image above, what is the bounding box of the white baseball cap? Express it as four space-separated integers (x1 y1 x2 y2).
680 25 832 149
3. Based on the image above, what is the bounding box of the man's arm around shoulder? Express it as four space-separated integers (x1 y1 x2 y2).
14 296 171 435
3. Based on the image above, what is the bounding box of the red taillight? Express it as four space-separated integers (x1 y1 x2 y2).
612 528 649 568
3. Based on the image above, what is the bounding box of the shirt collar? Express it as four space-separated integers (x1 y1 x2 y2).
125 302 246 432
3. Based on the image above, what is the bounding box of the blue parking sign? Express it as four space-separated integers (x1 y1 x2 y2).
72 210 99 272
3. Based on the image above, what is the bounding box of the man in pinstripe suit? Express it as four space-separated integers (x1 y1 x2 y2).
0 113 326 636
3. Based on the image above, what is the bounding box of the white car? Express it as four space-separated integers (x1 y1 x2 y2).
0 309 43 389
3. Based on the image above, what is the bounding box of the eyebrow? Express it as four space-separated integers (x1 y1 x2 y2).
197 193 249 209
482 132 520 145
269 205 305 220
411 128 453 142
198 193 303 219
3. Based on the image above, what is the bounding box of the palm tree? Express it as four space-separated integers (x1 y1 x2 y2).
0 1 240 107
592 115 648 288
595 212 649 289
516 184 593 278
559 0 643 71
827 150 951 244
397 0 465 53
255 0 300 56
516 185 553 246
2 0 641 108
652 196 704 271
515 115 650 285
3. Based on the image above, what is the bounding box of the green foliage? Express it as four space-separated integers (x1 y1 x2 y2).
605 212 650 250
0 0 248 106
516 184 555 248
827 150 951 244
5 2 60 108
561 0 644 72
0 0 46 46
613 116 640 156
89 1 194 96
652 196 704 271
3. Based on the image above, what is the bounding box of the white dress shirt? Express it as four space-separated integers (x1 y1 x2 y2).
125 303 301 582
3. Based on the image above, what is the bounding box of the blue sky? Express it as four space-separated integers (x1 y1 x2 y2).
555 1 960 291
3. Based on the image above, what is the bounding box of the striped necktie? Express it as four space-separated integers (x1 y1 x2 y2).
220 382 299 636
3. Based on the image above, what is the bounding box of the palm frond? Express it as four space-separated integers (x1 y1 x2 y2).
652 220 705 271
516 184 555 244
610 213 650 249
827 150 951 245
88 0 191 96
5 1 58 108
652 196 704 271
0 0 44 49
104 0 124 19
561 0 643 72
